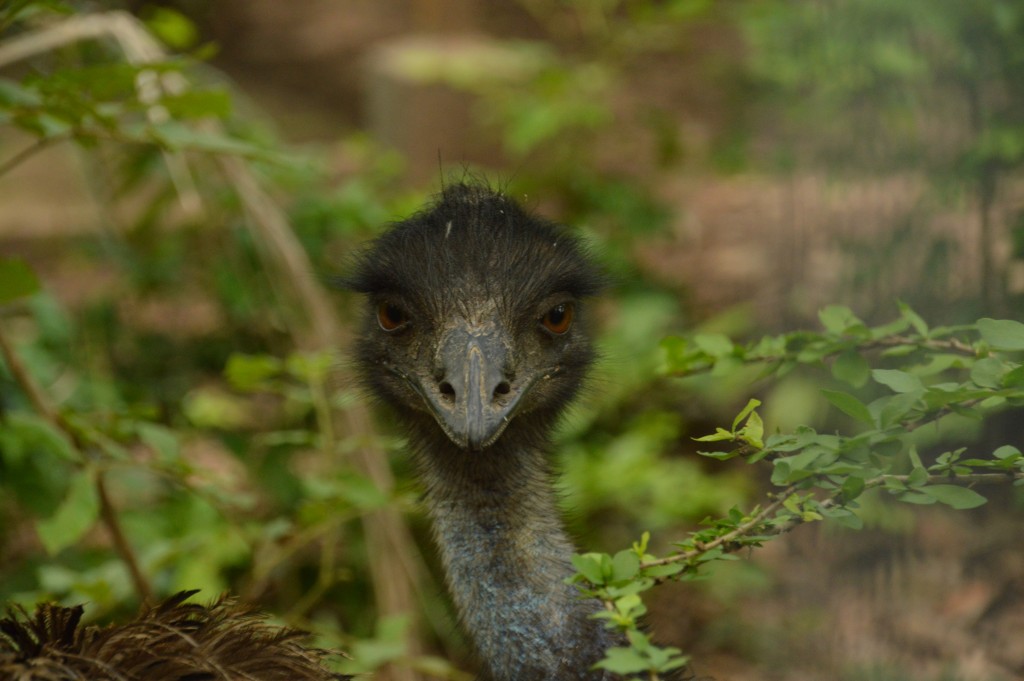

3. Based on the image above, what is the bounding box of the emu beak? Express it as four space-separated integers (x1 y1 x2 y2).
422 326 525 451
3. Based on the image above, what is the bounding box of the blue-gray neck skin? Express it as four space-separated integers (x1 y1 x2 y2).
414 433 620 681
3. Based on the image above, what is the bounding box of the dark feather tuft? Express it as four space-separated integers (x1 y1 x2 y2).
341 182 605 309
0 592 348 681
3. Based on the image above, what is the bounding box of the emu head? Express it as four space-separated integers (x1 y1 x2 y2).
347 184 603 452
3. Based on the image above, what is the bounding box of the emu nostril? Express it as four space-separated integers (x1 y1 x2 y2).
439 381 456 402
493 381 511 397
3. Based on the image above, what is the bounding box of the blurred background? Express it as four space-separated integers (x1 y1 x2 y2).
1 1 1023 680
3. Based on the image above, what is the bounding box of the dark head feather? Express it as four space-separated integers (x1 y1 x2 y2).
344 183 604 315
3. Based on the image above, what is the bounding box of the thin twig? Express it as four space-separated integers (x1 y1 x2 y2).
96 474 155 603
0 321 155 603
642 469 1023 579
871 471 1023 486
0 320 57 423
640 487 794 575
768 470 1024 539
0 136 65 180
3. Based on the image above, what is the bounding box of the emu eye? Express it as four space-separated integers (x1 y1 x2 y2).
377 302 408 331
540 303 574 335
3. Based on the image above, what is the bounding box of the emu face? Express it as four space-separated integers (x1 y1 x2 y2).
347 185 603 451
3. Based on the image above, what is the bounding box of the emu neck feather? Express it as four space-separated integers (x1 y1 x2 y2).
418 442 614 681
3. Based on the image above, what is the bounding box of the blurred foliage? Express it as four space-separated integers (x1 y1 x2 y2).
740 0 1024 312
741 0 1024 175
402 0 717 275
0 3 731 678
0 3 420 677
1 2 1023 680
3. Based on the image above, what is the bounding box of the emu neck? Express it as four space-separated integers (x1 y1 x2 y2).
416 437 614 681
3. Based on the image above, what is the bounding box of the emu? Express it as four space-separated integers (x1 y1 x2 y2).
0 184 620 681
346 182 619 680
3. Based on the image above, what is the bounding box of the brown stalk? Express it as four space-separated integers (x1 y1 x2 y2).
0 321 154 603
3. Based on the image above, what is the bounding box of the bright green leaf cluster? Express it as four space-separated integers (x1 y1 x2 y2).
571 532 694 678
595 630 689 677
693 397 764 452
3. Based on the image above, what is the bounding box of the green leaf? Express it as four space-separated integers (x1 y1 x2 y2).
840 476 865 501
738 410 764 449
732 398 762 431
897 300 929 336
160 89 232 120
614 593 646 618
921 485 987 510
907 445 925 470
611 550 641 582
0 412 78 463
772 447 836 484
225 353 282 391
820 505 863 529
693 427 734 443
338 614 411 674
334 473 390 510
818 305 865 335
914 353 961 376
872 390 923 428
692 333 734 358
136 422 180 463
872 369 923 393
285 351 334 383
183 388 250 429
632 531 650 556
898 491 937 505
697 448 741 460
0 257 41 303
907 467 929 488
145 7 198 49
642 563 685 578
880 344 918 358
821 389 874 425
36 468 100 554
832 349 870 387
572 553 609 585
977 396 1005 410
595 647 651 675
978 318 1024 351
993 445 1021 460
970 357 1005 388
659 336 691 373
1001 365 1024 387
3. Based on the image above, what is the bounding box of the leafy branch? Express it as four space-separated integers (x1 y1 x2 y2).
574 305 1024 679
661 303 979 380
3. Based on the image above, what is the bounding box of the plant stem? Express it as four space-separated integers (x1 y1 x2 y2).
642 469 1022 580
0 321 56 422
0 136 65 180
0 321 154 603
96 473 155 603
640 487 794 577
